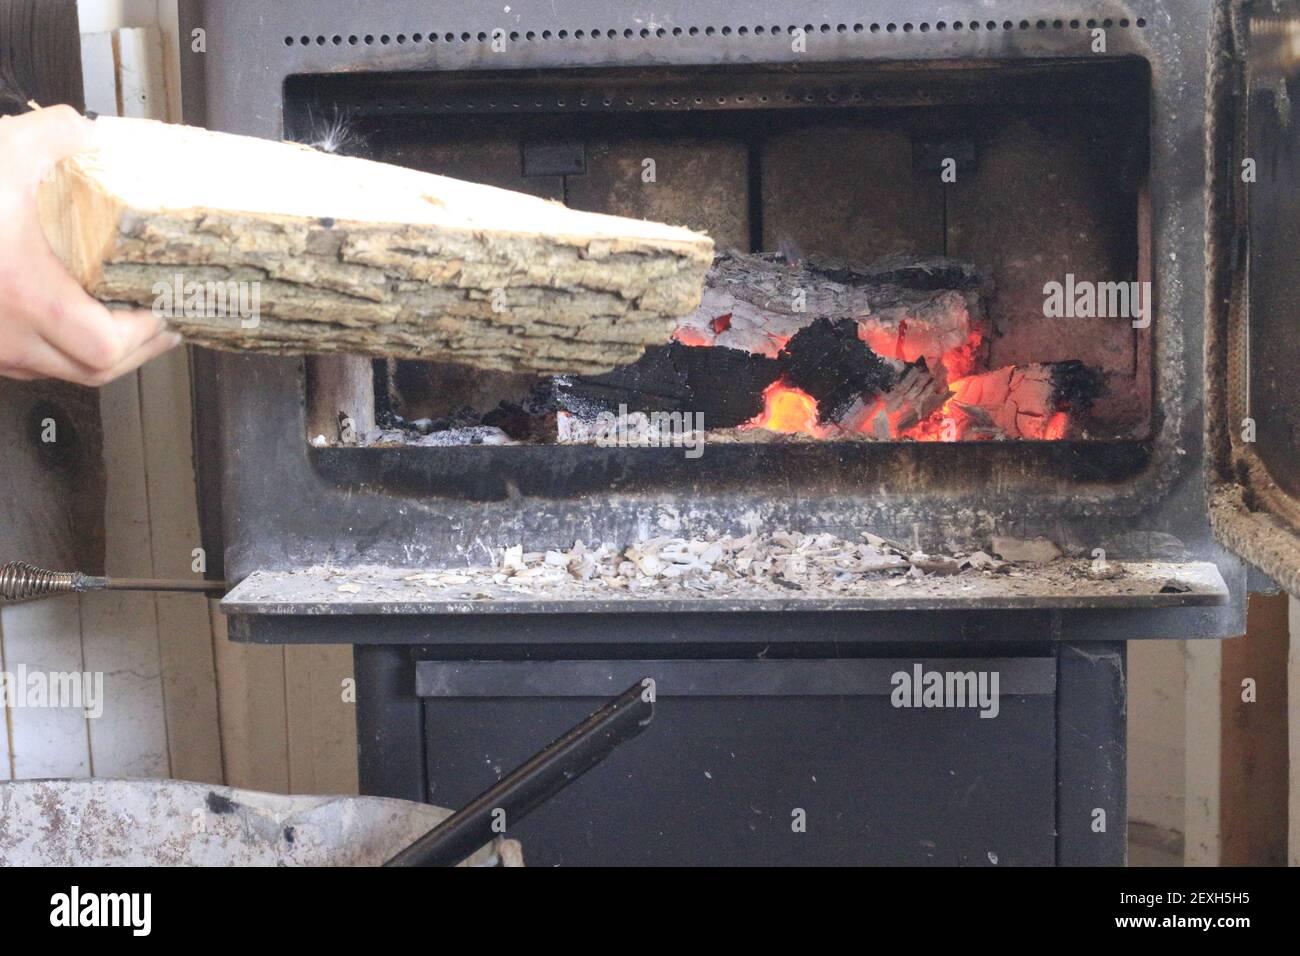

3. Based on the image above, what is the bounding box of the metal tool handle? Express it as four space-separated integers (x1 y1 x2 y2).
385 678 655 867
0 561 227 602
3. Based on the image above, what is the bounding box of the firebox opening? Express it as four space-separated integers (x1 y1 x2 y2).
288 59 1152 451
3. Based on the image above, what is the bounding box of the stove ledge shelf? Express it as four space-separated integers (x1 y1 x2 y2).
220 560 1235 646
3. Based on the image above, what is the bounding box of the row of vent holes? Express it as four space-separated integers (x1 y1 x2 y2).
369 91 880 111
283 18 1148 47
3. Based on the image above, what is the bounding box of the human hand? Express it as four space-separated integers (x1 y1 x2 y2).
0 105 180 386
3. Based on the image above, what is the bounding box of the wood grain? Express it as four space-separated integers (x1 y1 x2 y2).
78 372 170 779
285 644 359 796
1220 592 1290 865
140 347 223 785
210 602 290 793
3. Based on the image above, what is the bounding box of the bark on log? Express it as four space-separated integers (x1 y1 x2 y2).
36 116 714 376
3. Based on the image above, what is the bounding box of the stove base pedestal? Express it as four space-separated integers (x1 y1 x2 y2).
353 640 1126 866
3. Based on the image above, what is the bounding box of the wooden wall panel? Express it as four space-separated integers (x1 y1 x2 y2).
0 597 91 778
0 0 98 783
1290 596 1299 867
1220 592 1290 866
78 373 170 778
0 611 8 779
1126 639 1186 853
1183 638 1223 866
210 604 290 793
141 349 223 784
65 22 222 785
286 645 359 795
0 629 8 779
69 24 174 781
78 27 114 115
0 1 366 801
0 381 106 577
0 0 105 572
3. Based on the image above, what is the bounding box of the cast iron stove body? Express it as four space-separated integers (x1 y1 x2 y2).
180 1 1269 865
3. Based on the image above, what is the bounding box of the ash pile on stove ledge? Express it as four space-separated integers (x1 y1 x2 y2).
390 531 1120 598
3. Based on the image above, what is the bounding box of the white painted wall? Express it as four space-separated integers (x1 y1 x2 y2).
1127 640 1187 839
1 598 92 778
76 0 162 34
1183 638 1223 866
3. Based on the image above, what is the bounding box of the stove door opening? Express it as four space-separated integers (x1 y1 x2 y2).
289 60 1152 451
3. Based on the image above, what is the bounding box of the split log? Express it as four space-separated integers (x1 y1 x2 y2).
36 116 714 376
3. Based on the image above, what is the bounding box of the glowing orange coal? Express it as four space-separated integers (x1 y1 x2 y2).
896 372 978 442
940 331 984 380
897 378 1075 442
749 380 821 434
672 327 713 348
1042 411 1070 440
681 319 1074 442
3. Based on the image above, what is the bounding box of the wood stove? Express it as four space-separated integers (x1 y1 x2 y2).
180 1 1300 864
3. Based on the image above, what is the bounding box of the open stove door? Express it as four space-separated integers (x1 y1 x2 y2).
1209 1 1300 595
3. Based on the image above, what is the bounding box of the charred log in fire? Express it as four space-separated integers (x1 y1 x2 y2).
554 251 998 441
553 341 779 430
554 316 937 437
778 318 899 423
938 361 1103 440
673 251 989 377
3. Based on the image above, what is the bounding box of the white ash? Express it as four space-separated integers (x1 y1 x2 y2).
856 291 980 373
354 425 515 448
398 531 1016 597
556 410 707 448
989 535 1063 563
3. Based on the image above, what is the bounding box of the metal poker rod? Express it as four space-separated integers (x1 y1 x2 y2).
385 678 655 867
0 562 227 603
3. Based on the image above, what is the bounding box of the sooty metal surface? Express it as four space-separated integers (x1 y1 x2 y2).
223 560 1227 616
179 1 1246 643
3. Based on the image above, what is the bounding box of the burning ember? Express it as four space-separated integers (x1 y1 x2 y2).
751 381 822 435
741 353 1089 443
669 252 1104 443
738 324 1014 442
